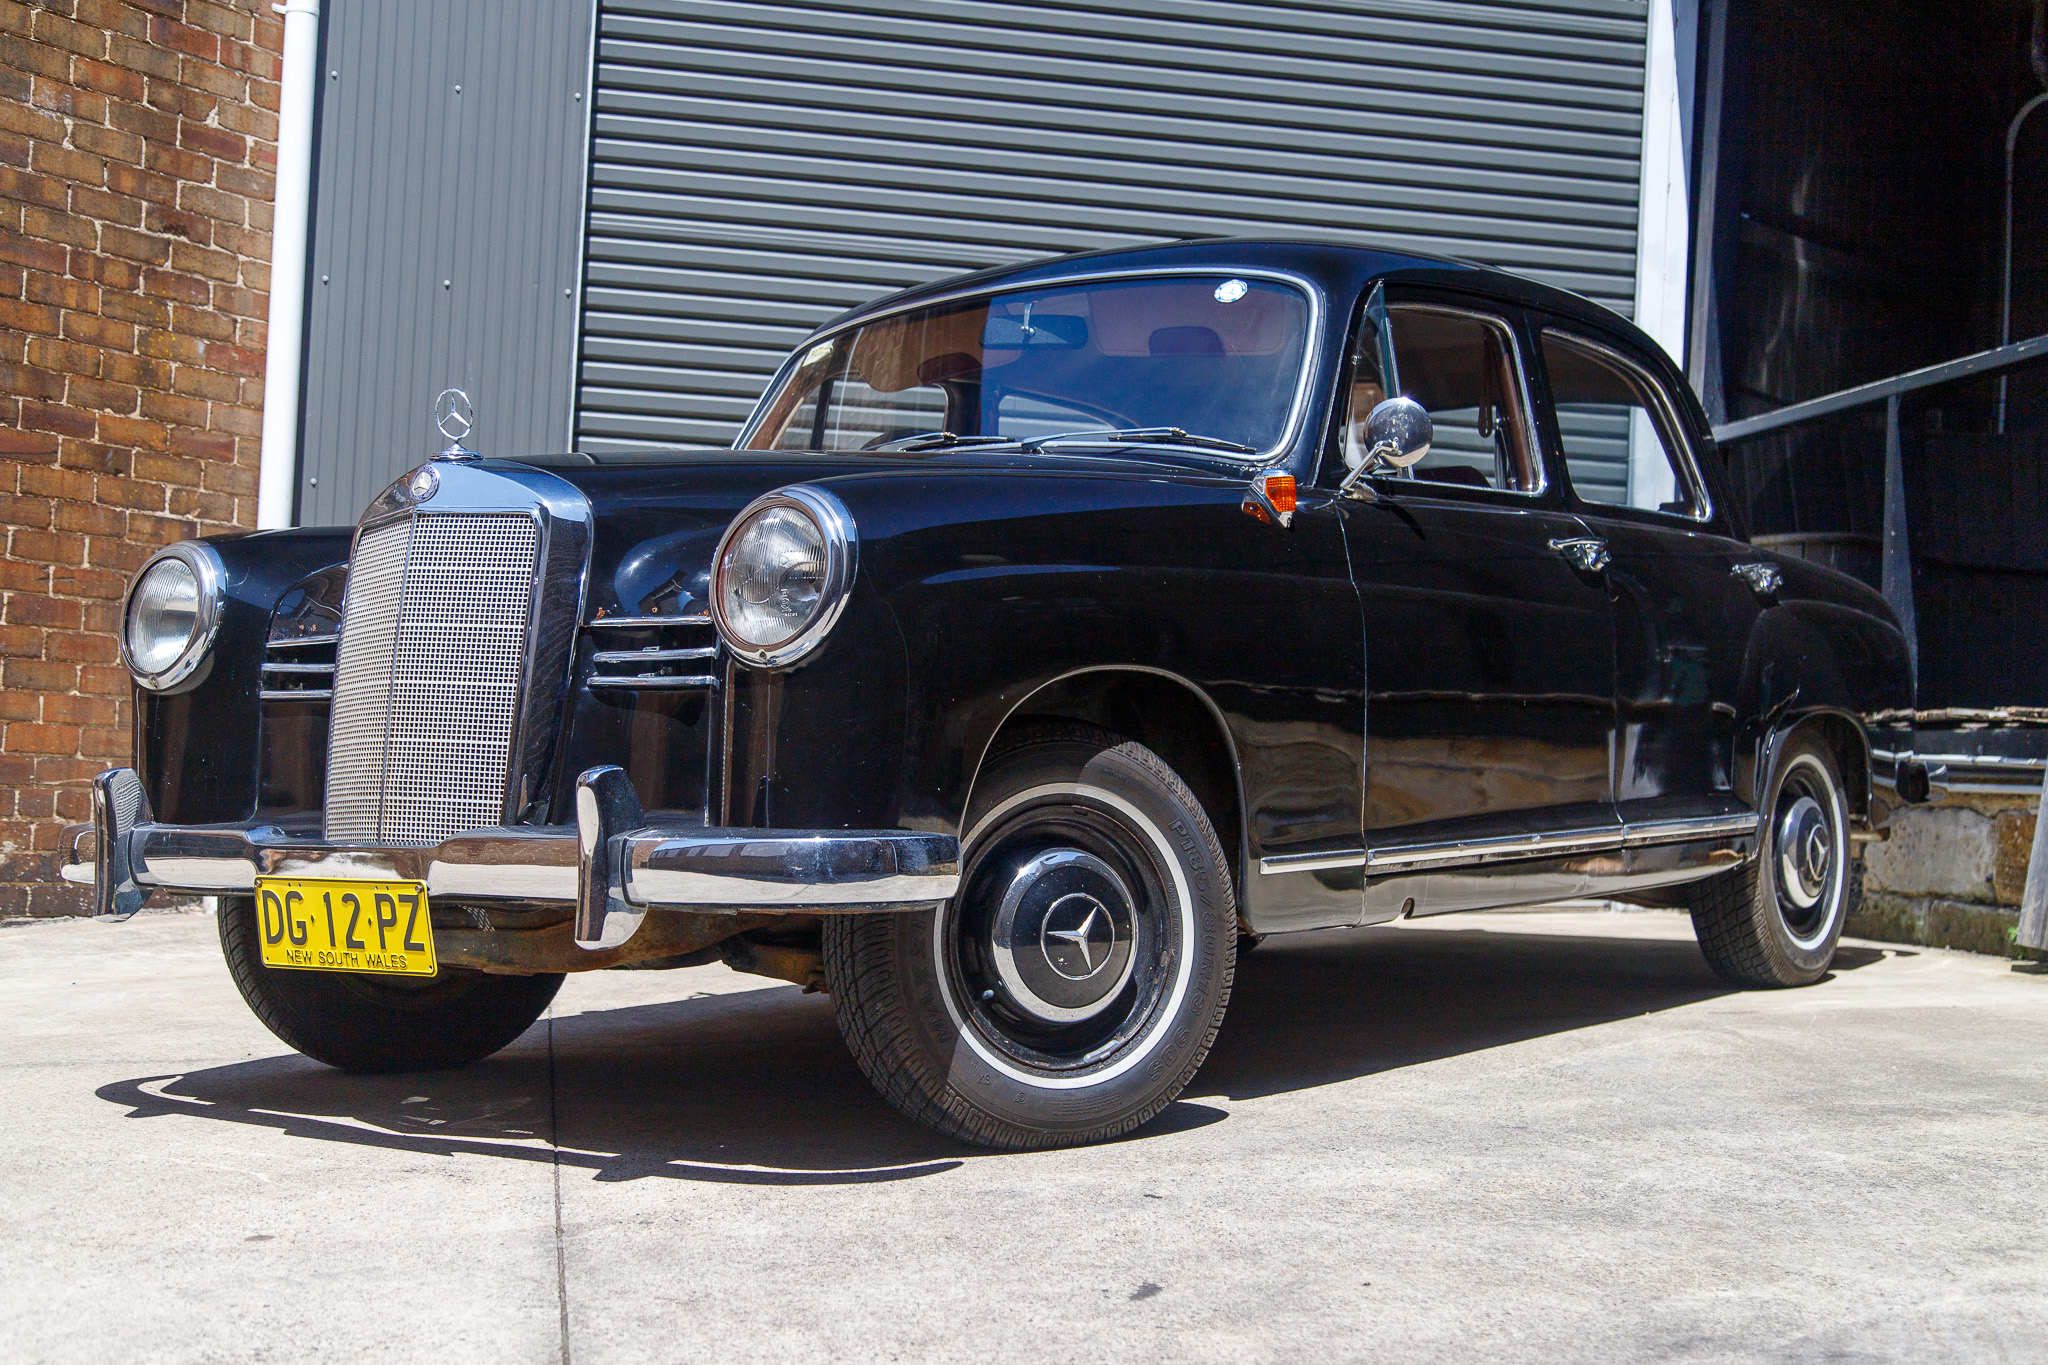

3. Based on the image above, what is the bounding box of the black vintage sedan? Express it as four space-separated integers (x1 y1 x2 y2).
72 240 1913 1148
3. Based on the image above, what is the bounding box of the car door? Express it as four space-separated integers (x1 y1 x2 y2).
1531 322 1762 823
1331 290 1619 856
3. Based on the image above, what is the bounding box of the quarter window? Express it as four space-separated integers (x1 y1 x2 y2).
1541 331 1705 519
1341 305 1542 493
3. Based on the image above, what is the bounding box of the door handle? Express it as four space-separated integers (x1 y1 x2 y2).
1730 561 1783 598
1548 536 1610 573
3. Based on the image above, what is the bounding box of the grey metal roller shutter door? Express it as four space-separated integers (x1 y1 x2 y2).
574 0 1650 453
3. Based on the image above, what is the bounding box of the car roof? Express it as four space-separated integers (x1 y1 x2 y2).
814 236 1637 344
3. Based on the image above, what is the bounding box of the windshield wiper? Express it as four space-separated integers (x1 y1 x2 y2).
1018 426 1258 455
868 431 1019 453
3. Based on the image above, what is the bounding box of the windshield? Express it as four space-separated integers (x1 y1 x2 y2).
743 274 1313 456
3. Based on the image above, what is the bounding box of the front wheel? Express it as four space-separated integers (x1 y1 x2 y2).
825 724 1237 1149
218 895 563 1072
1688 733 1853 987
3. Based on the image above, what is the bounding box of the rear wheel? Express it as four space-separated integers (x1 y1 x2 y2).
825 724 1237 1149
218 895 563 1072
1688 733 1852 987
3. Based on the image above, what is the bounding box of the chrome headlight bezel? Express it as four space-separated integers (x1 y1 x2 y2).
120 541 227 692
710 484 857 668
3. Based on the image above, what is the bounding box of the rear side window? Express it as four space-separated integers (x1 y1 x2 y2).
1541 331 1707 519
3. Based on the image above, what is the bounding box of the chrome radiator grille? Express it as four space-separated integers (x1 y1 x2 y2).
324 513 540 845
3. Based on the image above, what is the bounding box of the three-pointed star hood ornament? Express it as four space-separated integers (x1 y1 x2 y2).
433 387 479 460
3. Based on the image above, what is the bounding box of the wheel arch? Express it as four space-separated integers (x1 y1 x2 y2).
1759 708 1873 825
964 666 1248 901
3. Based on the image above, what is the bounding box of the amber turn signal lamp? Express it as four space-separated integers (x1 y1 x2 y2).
1242 470 1297 528
1263 474 1296 514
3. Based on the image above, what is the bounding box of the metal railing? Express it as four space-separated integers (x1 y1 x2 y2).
1711 332 2048 681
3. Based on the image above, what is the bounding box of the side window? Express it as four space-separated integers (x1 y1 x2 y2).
1341 304 1541 493
1541 330 1705 519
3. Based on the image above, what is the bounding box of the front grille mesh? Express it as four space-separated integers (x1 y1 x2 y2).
324 513 539 845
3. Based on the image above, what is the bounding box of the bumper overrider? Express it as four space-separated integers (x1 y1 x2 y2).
63 766 959 967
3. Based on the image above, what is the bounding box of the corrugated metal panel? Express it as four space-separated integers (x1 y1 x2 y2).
299 0 595 525
575 0 1650 451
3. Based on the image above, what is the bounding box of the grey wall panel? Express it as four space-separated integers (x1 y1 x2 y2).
575 0 1650 451
299 0 596 526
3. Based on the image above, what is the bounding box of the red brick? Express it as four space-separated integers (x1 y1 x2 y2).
46 628 119 662
180 58 244 103
0 425 60 457
76 665 128 697
72 122 143 165
169 239 237 282
72 55 146 105
0 493 52 527
213 163 269 200
137 389 206 427
0 562 47 592
68 182 141 228
21 204 95 250
144 202 210 244
136 328 201 363
208 402 258 437
0 692 39 722
0 625 44 658
62 310 133 349
30 76 105 122
19 465 93 502
53 500 125 538
95 414 169 451
211 220 265 261
0 32 72 83
18 400 94 439
178 119 243 164
169 427 233 461
99 223 172 265
142 141 211 183
107 32 179 81
170 364 235 401
41 692 114 726
100 292 167 328
6 594 80 629
214 98 274 141
5 722 81 754
168 302 230 339
4 660 77 693
201 458 255 494
148 14 218 61
186 0 250 40
30 7 105 59
57 437 125 474
103 350 171 389
26 336 101 377
104 160 176 206
0 296 60 334
66 376 139 412
131 451 200 485
73 0 149 38
93 477 165 512
139 267 207 305
49 562 124 599
0 132 30 168
0 229 69 274
210 281 262 317
122 513 192 547
107 94 177 144
7 527 85 565
201 339 262 376
176 181 243 223
23 270 94 312
0 166 66 210
69 249 139 289
29 141 106 186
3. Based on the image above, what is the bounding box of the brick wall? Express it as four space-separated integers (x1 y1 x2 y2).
0 0 281 916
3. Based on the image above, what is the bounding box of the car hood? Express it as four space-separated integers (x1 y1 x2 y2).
496 446 1257 620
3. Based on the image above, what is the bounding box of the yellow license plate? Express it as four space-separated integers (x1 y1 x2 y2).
254 878 437 977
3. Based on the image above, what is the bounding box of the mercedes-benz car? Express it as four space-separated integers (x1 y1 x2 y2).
70 240 1914 1149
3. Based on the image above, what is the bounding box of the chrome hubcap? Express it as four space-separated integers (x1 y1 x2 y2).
1776 794 1832 911
991 849 1137 1024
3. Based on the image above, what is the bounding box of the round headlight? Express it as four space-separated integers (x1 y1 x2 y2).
122 542 225 691
711 485 856 667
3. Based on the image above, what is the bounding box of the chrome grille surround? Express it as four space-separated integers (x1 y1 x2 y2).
324 462 592 846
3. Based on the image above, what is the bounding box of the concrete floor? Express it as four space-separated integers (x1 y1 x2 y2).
3 907 2045 1364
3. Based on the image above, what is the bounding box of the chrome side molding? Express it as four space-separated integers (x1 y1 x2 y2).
1258 811 1762 877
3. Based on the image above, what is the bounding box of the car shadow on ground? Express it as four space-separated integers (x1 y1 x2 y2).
96 921 1819 1183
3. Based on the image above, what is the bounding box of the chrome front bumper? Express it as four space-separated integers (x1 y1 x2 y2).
63 766 959 952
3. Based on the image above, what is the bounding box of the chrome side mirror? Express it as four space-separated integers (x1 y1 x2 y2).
1340 397 1432 497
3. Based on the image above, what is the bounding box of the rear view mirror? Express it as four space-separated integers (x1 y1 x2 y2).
1339 396 1432 499
982 313 1088 350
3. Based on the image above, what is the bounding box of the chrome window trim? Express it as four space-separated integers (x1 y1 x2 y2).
1539 327 1716 525
733 266 1327 467
1353 301 1548 498
121 541 228 692
1257 811 1761 876
710 483 857 670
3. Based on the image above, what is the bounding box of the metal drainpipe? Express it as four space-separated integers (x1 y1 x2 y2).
256 0 320 530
